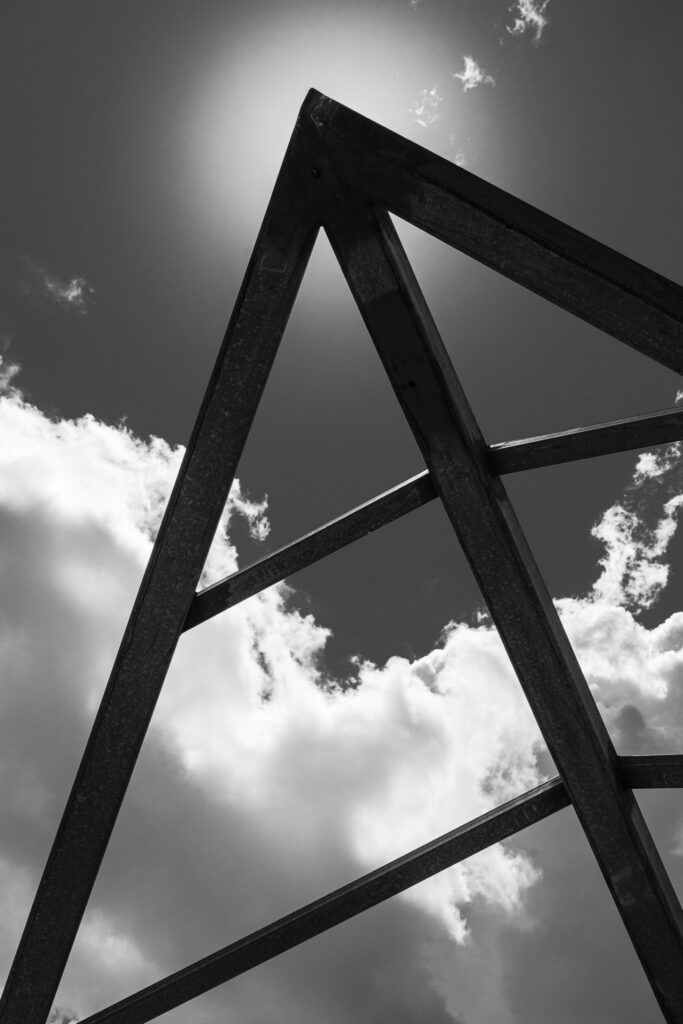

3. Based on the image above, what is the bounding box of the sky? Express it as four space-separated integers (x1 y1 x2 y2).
1 0 683 1021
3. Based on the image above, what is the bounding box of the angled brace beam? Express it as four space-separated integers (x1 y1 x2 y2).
322 198 683 1023
59 757 683 1024
73 777 571 1024
186 406 683 631
490 406 683 474
310 91 683 374
0 119 322 1024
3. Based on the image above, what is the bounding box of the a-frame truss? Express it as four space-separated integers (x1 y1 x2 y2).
2 89 683 1024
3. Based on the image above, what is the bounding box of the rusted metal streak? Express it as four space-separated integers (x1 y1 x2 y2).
0 125 321 1024
187 407 683 631
322 200 683 1023
78 778 568 1024
302 89 683 375
622 755 683 789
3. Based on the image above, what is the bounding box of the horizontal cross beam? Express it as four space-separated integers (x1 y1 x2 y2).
68 754 683 1024
75 777 570 1024
186 406 683 630
621 754 683 789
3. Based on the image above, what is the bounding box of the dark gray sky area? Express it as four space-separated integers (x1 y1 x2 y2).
1 2 683 1023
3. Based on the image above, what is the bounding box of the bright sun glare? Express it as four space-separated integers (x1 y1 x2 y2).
187 5 463 240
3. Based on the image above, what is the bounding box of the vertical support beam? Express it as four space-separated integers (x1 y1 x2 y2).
323 200 683 1023
0 129 320 1024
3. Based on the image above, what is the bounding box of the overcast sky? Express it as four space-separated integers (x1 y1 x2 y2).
2 1 683 1022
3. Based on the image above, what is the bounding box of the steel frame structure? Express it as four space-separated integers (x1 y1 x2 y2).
2 89 683 1024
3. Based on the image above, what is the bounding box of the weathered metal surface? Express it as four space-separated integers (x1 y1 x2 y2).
186 407 683 631
3 88 683 1024
303 89 683 375
321 197 683 1023
0 114 321 1024
621 755 683 789
77 779 569 1024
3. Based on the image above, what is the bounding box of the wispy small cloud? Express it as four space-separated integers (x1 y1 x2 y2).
41 271 93 314
18 258 95 314
447 136 467 166
409 0 421 8
452 56 495 92
0 358 20 394
409 85 442 127
507 0 551 43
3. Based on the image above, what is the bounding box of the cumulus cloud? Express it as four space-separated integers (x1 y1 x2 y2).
0 369 545 1022
507 0 551 43
410 85 442 127
1 362 683 1023
452 57 495 93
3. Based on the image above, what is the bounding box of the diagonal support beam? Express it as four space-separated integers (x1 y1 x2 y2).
304 90 683 375
489 406 683 474
54 756 683 1024
186 406 683 631
75 778 570 1024
4 90 683 1024
57 755 683 1024
322 198 683 1023
185 471 437 630
0 124 321 1024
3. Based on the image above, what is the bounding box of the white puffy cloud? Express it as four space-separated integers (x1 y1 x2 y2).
437 434 683 1022
452 57 495 93
507 0 551 43
0 374 544 1022
1 364 683 1023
